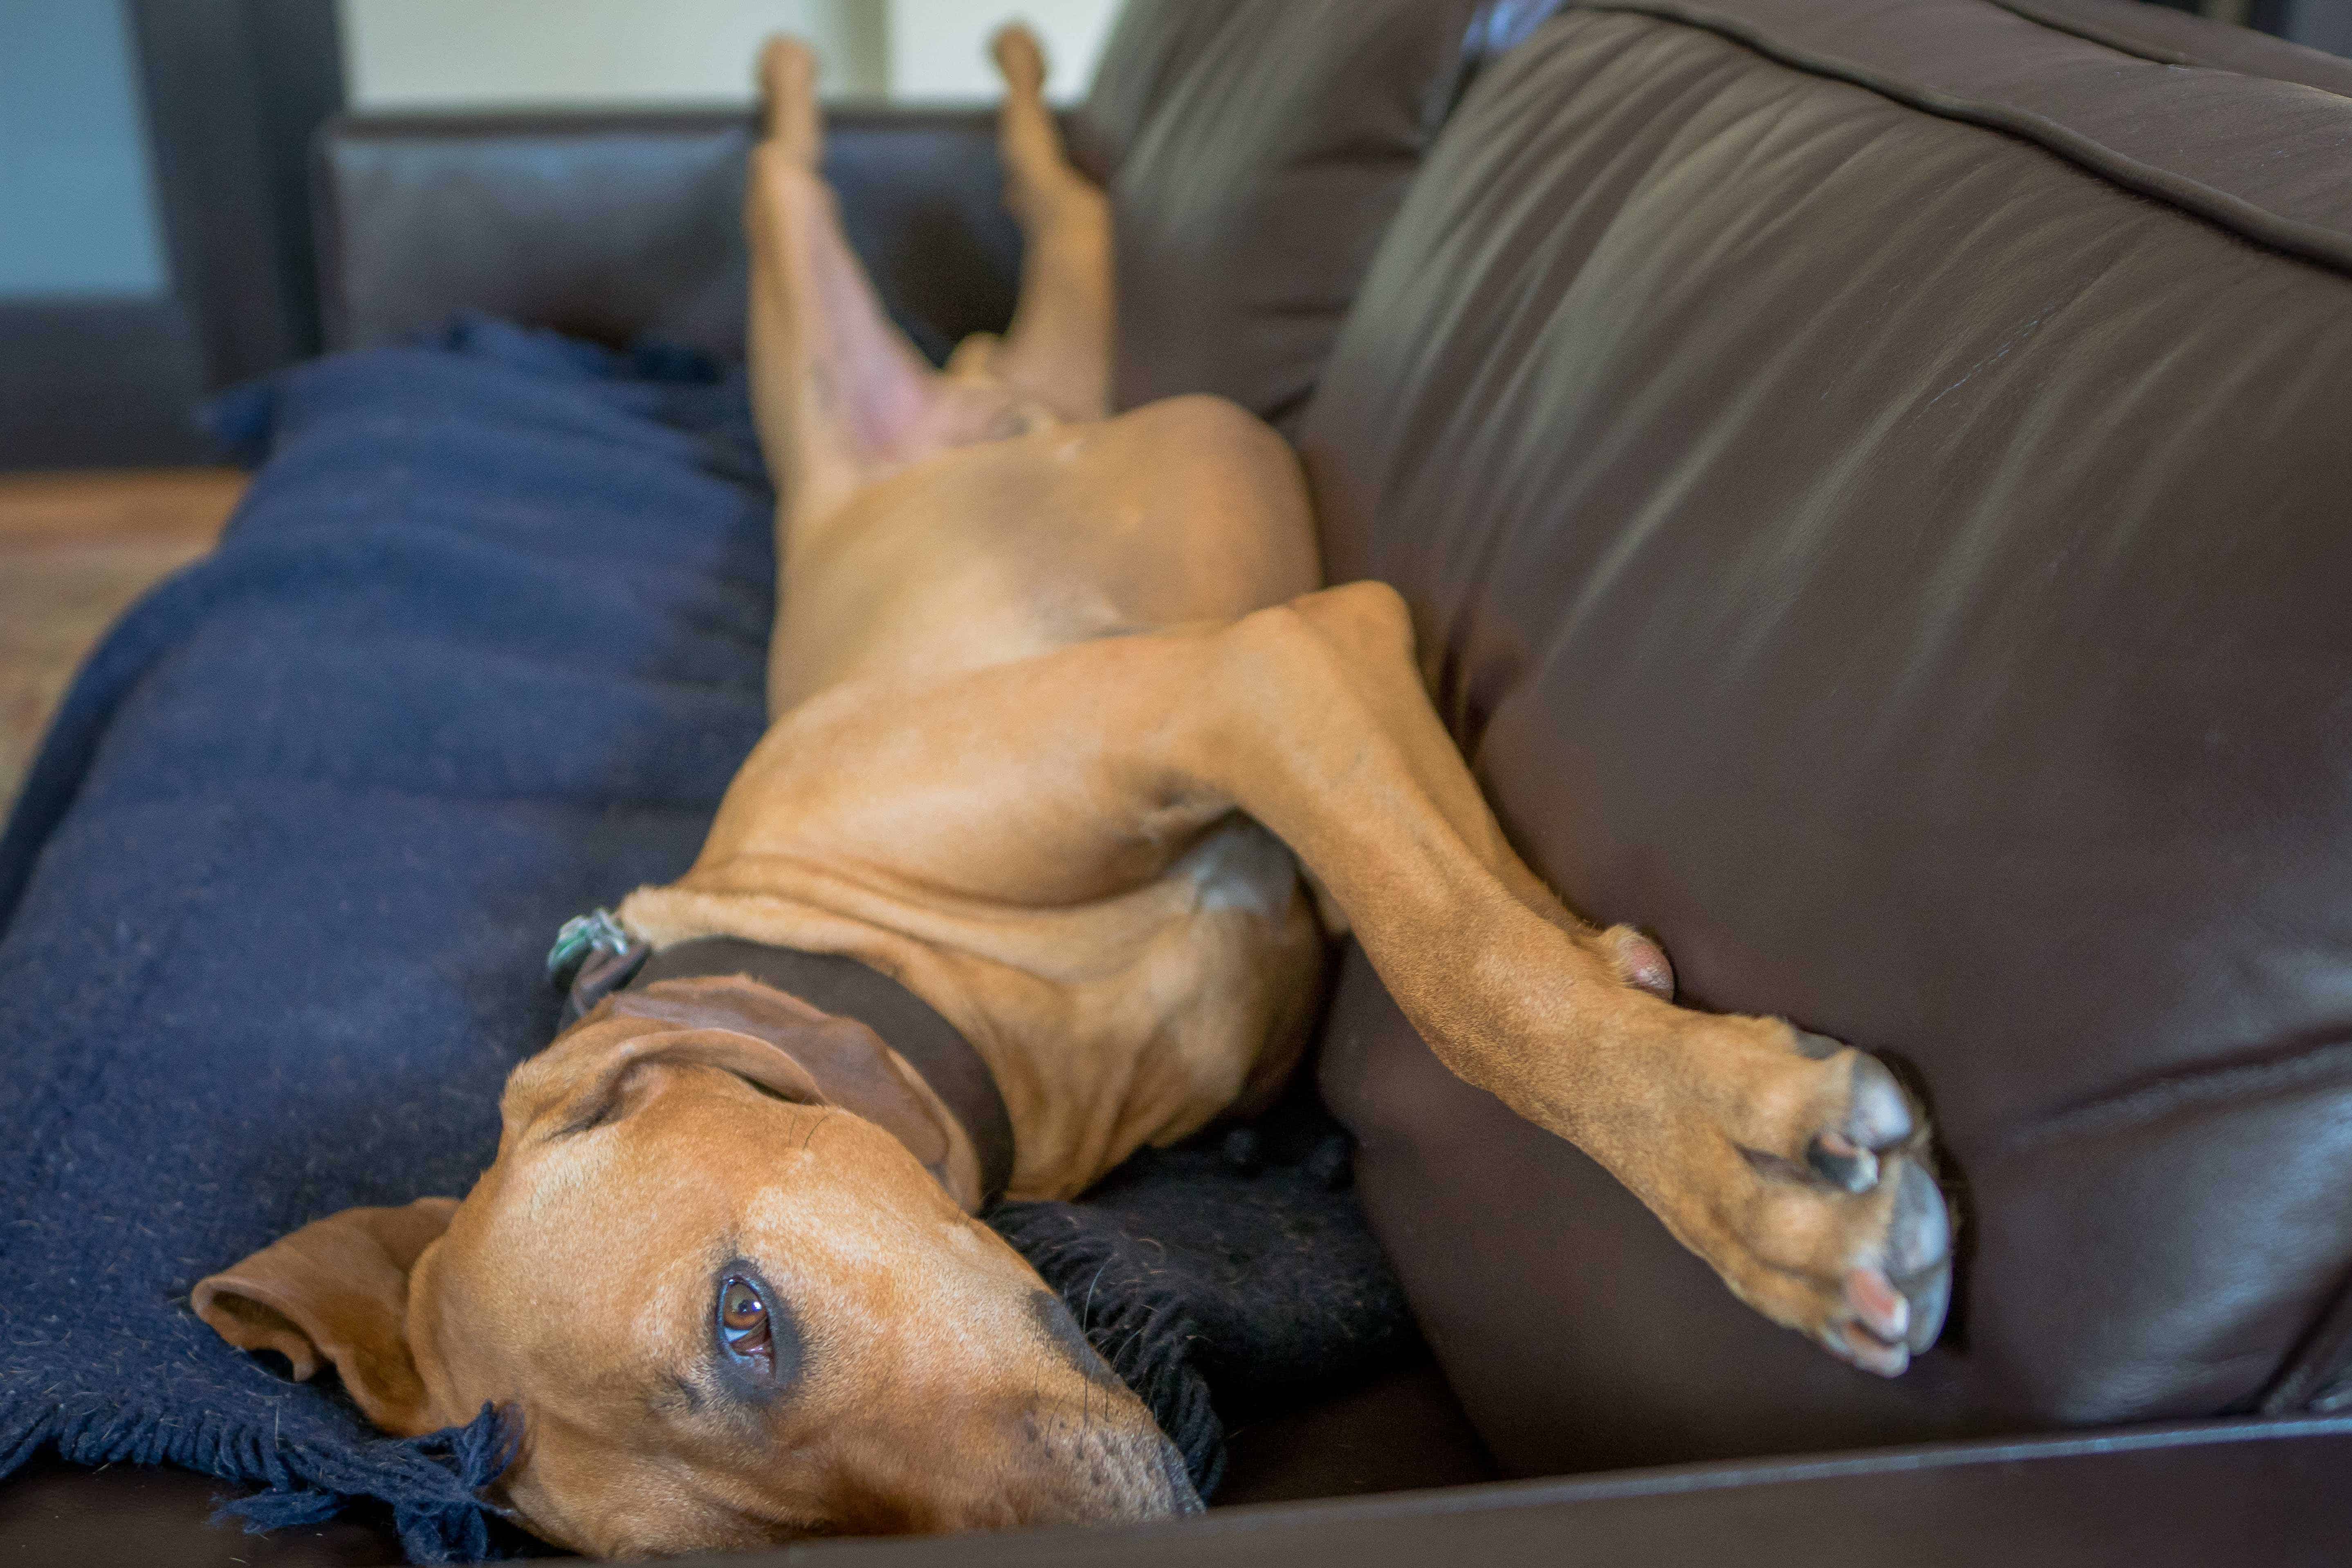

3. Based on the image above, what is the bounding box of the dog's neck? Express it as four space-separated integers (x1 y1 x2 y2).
610 848 1319 1202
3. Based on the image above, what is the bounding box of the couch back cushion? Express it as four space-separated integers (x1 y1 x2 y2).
1075 0 1563 431
1303 0 2352 1474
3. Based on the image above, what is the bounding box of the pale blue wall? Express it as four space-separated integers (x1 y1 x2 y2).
0 0 168 297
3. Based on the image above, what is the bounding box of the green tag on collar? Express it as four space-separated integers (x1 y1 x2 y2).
547 908 632 989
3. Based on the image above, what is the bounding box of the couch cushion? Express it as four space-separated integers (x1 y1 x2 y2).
317 109 1026 367
1303 0 2352 1473
2003 0 2352 94
1075 0 1564 431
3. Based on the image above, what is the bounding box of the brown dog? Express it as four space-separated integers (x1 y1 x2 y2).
193 27 1953 1556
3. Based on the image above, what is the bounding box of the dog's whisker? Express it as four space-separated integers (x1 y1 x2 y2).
798 1106 833 1153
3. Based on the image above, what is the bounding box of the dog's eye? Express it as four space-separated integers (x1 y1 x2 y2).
718 1275 772 1364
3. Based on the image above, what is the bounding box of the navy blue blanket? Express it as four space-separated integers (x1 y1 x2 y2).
0 320 1409 1561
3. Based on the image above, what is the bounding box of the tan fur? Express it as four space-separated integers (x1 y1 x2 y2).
195 26 1945 1555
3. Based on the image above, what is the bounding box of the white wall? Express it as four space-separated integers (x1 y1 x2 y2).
887 0 1116 101
341 0 888 108
338 0 1121 110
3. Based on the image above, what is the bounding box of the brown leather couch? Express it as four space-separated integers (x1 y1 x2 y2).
11 0 2352 1561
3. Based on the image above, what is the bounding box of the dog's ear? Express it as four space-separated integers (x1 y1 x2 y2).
613 980 982 1209
193 1196 457 1437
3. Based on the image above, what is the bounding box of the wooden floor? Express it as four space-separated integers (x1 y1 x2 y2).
0 469 245 819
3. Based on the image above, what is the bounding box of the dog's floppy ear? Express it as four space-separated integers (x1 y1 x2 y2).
612 979 981 1208
193 1196 456 1437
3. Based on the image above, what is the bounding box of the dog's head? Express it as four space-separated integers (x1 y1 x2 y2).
193 978 1196 1555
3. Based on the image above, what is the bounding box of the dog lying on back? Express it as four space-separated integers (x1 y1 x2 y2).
193 28 1952 1556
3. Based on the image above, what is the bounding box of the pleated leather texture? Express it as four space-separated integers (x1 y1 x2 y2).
1075 0 1566 431
1303 0 2352 1474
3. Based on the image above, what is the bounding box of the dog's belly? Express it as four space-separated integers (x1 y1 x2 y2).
622 396 1332 1194
765 394 1321 711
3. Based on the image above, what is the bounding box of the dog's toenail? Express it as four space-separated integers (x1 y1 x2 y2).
1807 1132 1878 1193
1886 1159 1950 1275
1845 1055 1914 1149
1792 1030 1841 1060
1903 1262 1953 1354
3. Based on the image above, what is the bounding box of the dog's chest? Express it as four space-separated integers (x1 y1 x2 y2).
1083 816 1324 1146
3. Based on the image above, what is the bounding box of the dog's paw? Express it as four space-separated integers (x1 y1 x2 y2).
1739 1031 1950 1374
1637 1020 1953 1377
990 23 1048 98
756 36 822 167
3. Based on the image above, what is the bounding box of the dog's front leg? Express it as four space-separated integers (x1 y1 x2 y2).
1168 583 1954 1374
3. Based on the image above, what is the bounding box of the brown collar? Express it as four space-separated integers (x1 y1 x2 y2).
614 937 1016 1205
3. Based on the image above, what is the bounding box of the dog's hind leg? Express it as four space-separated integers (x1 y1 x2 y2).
942 25 1113 424
747 39 941 532
747 41 1049 530
748 39 1065 712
